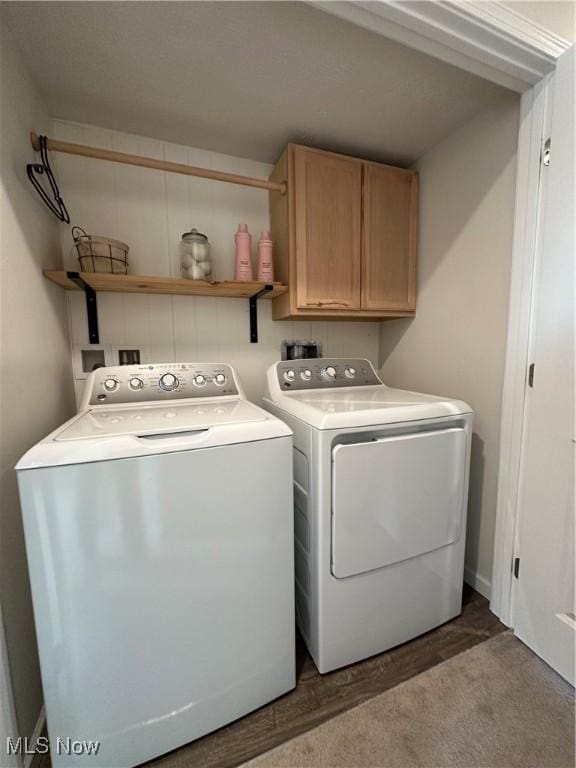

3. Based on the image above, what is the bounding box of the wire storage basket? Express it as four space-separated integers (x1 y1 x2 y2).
72 226 129 274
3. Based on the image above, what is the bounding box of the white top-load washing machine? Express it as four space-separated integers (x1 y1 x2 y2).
263 358 473 674
16 363 294 768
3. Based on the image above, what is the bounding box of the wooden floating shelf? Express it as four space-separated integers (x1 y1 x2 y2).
44 270 287 300
44 270 287 343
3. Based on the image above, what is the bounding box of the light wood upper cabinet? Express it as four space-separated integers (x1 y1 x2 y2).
362 162 418 311
293 147 361 310
270 144 418 320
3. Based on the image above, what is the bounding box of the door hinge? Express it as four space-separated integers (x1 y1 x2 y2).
513 557 520 579
528 363 535 388
542 137 551 166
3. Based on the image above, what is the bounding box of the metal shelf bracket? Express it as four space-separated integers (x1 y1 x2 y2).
67 271 99 344
249 285 273 343
66 272 271 345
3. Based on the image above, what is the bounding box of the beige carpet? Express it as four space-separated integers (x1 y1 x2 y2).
242 633 575 768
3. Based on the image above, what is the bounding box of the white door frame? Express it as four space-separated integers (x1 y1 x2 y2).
490 73 554 623
312 1 572 625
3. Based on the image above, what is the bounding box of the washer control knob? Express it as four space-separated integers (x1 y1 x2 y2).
159 373 178 391
322 366 337 381
194 374 207 387
283 369 296 382
345 366 356 379
129 377 144 390
300 369 312 381
103 377 119 392
214 373 226 386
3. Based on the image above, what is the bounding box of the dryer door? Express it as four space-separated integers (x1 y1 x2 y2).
331 427 467 578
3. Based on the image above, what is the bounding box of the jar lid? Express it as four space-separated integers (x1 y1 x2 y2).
181 228 208 241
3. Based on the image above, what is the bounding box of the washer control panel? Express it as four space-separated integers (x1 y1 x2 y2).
276 358 381 391
86 363 239 406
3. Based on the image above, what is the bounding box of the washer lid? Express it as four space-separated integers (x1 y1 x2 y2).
265 386 472 429
56 399 265 440
16 399 291 470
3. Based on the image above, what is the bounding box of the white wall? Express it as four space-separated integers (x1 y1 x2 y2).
52 120 380 401
0 26 76 747
379 93 520 597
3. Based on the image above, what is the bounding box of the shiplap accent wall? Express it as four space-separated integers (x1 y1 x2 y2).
52 120 379 403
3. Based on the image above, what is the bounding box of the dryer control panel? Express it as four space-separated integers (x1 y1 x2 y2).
275 358 381 391
83 363 240 407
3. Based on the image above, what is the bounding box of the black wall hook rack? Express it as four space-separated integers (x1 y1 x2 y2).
27 134 71 223
67 272 99 344
249 285 273 343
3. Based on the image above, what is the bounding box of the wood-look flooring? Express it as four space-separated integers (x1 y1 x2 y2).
148 586 505 768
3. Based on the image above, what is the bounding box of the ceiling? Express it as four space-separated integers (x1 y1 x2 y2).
3 1 515 166
500 1 575 42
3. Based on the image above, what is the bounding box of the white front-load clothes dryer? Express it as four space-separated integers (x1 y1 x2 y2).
263 358 473 674
16 363 294 768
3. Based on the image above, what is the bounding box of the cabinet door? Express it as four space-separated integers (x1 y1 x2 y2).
362 163 418 310
293 147 362 310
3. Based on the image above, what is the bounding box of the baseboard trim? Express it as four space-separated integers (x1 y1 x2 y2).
23 706 45 768
464 567 491 599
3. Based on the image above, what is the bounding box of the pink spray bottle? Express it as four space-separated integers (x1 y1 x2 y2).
257 231 274 282
234 224 253 281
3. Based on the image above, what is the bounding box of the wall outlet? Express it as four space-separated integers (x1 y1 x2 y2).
118 349 141 365
111 346 149 365
281 340 322 360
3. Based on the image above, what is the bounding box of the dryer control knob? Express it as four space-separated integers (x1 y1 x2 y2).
284 369 296 382
322 366 337 381
345 366 356 379
214 373 226 386
103 378 119 392
159 373 178 391
194 374 207 387
301 369 312 381
129 377 144 390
